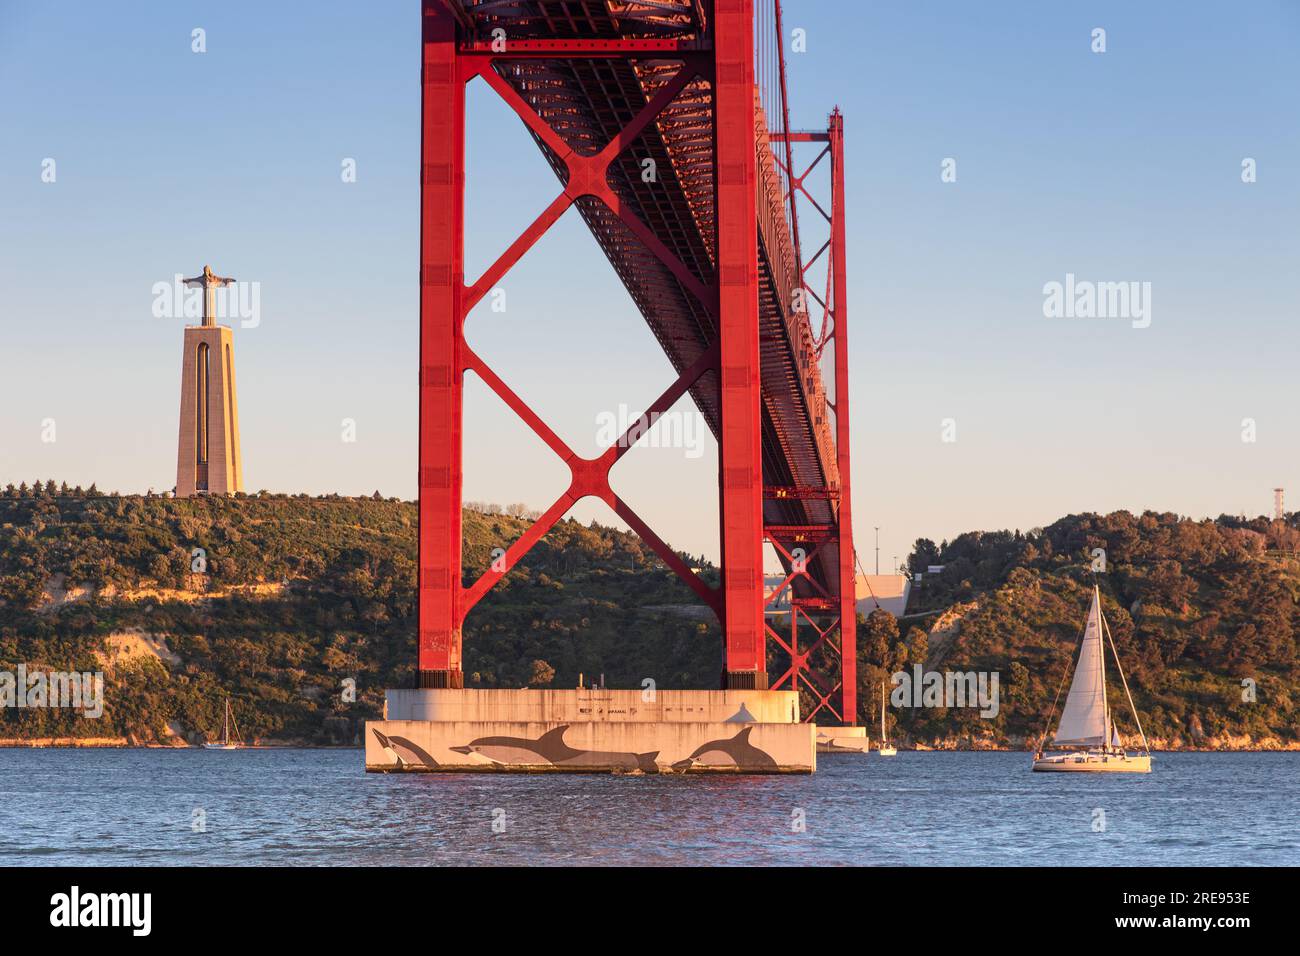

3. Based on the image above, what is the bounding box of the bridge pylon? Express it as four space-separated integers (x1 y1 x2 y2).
415 0 857 730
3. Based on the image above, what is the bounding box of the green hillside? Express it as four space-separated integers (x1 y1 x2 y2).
860 511 1300 749
1 486 1296 748
0 487 719 744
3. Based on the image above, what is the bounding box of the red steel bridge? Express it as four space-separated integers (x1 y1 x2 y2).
418 0 859 724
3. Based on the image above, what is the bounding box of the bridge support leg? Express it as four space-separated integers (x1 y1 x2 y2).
829 110 856 723
714 0 766 691
417 4 465 689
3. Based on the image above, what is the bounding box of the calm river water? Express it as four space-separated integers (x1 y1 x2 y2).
3 749 1295 866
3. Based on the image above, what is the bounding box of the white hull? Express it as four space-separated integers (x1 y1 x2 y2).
203 743 240 750
878 746 897 756
1032 753 1150 773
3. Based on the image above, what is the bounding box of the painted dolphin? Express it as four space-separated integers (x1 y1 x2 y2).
372 728 439 768
451 725 659 772
672 726 777 770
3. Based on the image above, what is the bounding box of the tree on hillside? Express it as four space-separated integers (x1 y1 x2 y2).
527 659 556 687
908 538 940 573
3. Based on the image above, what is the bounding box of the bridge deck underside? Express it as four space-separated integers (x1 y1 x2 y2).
455 0 844 604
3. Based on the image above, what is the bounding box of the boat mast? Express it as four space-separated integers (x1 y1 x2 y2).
223 698 229 746
1100 609 1152 755
1095 585 1111 751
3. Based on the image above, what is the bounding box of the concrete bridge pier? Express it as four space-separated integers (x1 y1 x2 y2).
366 688 815 773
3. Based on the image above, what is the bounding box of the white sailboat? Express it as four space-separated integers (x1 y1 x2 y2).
203 697 244 750
1032 585 1151 773
878 682 897 756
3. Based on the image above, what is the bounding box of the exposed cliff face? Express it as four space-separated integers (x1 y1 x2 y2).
923 601 978 667
95 630 183 670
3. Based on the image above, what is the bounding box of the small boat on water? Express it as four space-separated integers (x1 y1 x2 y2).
1032 584 1151 773
878 682 897 756
203 697 244 750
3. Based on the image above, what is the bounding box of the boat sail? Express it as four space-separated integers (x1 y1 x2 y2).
1032 585 1151 773
878 682 896 756
203 697 244 750
1053 593 1109 747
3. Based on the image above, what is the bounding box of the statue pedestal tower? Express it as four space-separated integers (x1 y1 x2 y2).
176 265 243 497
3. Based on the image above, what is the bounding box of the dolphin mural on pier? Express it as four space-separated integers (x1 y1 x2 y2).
451 725 660 772
371 728 439 768
671 726 777 770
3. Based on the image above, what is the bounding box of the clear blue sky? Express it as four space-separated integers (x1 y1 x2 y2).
1 1 1297 570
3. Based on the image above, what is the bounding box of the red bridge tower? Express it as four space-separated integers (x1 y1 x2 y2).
417 0 858 725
